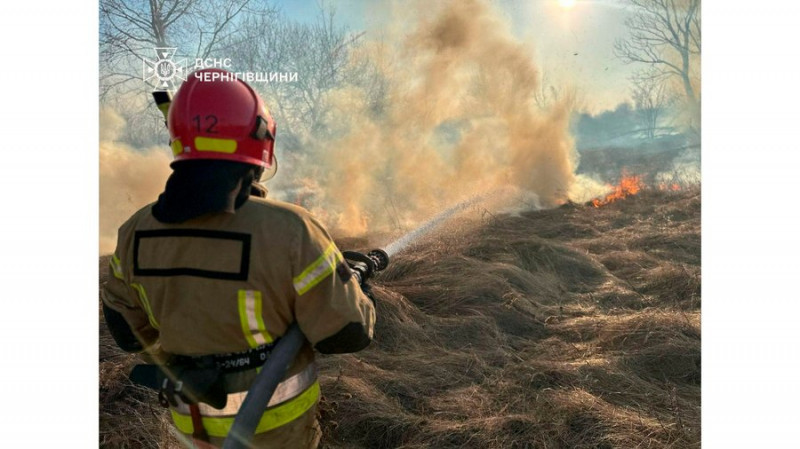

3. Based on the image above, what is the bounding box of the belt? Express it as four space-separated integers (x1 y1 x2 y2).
172 362 318 417
171 343 277 374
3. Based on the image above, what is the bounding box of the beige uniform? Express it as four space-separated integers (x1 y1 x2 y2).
102 196 376 448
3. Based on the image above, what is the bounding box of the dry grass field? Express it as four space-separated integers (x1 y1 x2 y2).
100 186 700 448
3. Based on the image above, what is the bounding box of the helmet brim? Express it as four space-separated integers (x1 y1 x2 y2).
259 155 278 182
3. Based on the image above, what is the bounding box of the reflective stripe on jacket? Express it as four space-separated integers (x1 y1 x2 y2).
102 195 376 438
170 363 320 438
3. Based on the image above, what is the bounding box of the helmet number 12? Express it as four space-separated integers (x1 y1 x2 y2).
193 115 219 134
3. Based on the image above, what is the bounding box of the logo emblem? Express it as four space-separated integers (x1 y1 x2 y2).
142 48 186 91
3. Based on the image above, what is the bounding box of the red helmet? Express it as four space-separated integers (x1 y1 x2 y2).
167 68 277 176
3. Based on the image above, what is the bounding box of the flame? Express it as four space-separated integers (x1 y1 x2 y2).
658 183 682 192
592 174 645 208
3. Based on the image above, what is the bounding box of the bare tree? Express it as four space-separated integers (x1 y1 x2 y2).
225 4 373 151
100 0 275 98
632 73 673 139
99 0 277 147
614 0 700 103
100 1 379 150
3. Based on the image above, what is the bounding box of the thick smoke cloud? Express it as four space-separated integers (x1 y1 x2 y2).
290 0 600 235
99 0 611 253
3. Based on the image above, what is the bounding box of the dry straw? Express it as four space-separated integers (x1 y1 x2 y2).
100 187 700 448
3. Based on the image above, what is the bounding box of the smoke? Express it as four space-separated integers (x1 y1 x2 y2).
99 108 171 254
98 0 605 252
655 145 701 186
287 0 589 236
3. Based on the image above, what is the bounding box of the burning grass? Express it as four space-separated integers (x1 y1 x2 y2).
592 174 645 208
99 187 700 448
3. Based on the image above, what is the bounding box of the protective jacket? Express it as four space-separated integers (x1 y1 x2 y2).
102 195 376 448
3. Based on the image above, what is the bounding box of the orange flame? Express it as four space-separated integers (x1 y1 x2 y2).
658 183 681 192
592 175 645 207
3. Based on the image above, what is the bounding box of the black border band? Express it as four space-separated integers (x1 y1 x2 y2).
133 229 251 280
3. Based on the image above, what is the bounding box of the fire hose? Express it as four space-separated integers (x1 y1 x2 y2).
221 249 389 449
149 91 395 447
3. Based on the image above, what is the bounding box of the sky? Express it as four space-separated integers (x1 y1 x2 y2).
276 0 635 113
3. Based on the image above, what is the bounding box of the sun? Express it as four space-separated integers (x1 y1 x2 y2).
558 0 577 8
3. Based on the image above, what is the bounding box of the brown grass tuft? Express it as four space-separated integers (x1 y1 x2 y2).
100 188 700 448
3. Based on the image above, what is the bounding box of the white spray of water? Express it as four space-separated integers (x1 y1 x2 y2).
384 193 487 257
382 185 531 256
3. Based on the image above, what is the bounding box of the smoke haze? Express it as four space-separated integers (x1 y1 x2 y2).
99 0 618 252
99 108 171 253
291 0 597 235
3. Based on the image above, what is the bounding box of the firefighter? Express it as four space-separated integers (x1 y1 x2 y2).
101 68 376 448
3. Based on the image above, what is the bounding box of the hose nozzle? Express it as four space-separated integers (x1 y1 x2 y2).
366 249 389 272
342 248 390 283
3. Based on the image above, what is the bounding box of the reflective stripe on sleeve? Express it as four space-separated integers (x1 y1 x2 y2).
170 380 320 437
292 242 343 295
110 254 124 280
130 283 159 330
238 290 273 348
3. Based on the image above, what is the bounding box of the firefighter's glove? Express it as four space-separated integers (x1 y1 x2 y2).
342 251 377 303
346 260 375 303
342 251 376 286
347 260 371 287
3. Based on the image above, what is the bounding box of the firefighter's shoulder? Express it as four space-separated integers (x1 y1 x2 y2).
243 196 326 234
116 202 157 236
